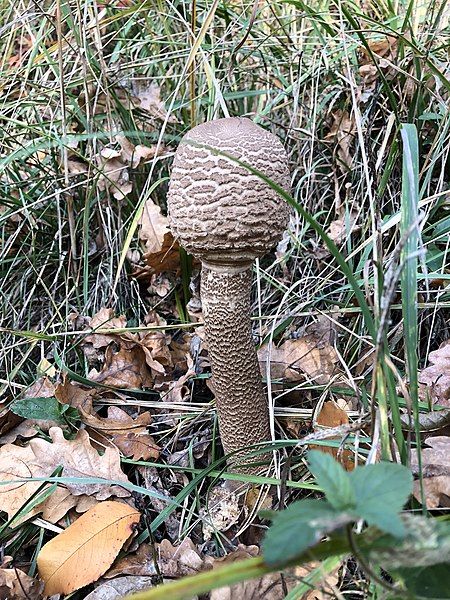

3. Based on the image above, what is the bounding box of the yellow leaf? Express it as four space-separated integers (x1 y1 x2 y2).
37 500 140 596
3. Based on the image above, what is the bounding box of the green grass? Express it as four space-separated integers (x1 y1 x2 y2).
0 0 449 597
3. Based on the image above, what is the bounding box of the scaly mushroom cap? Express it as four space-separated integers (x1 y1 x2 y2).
167 117 290 265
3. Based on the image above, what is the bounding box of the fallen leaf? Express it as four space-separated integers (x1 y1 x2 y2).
310 401 355 470
324 109 356 172
327 211 360 244
0 566 44 599
116 135 162 168
112 431 160 461
202 486 241 541
419 340 450 407
84 308 128 350
106 538 214 580
0 401 22 439
89 345 153 389
139 199 180 273
0 426 131 523
411 436 450 508
131 82 176 122
97 147 132 200
0 442 78 523
157 538 213 577
83 575 155 599
259 318 339 384
37 500 140 596
30 427 130 500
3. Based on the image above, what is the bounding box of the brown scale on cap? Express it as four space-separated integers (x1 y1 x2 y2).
167 117 290 472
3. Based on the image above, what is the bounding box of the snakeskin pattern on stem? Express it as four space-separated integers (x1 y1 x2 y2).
201 263 270 471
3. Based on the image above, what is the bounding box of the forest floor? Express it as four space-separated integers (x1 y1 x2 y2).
0 1 449 599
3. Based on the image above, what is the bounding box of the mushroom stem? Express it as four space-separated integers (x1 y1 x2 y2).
201 262 270 471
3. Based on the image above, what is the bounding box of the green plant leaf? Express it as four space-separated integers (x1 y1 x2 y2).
262 499 351 566
10 396 66 424
358 507 406 538
392 564 450 599
349 462 412 536
308 450 355 510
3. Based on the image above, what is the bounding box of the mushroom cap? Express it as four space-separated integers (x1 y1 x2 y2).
167 117 290 265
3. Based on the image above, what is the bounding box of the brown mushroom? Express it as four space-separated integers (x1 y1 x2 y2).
167 117 290 471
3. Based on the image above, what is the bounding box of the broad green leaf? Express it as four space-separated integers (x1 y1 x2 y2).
349 462 412 518
357 507 406 538
262 499 351 566
308 451 355 510
10 396 66 424
392 564 450 599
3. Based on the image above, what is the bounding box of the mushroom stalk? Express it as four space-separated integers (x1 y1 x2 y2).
201 262 270 469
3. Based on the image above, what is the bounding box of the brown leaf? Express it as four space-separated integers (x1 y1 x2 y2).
105 543 158 578
327 211 360 244
89 345 153 389
131 82 176 121
83 575 154 599
0 423 131 523
158 538 213 577
311 401 355 470
0 401 22 439
116 135 162 168
30 427 130 500
37 501 140 596
107 538 213 580
419 340 450 407
0 567 44 599
97 147 132 200
412 436 450 508
324 109 356 171
112 431 160 461
84 308 128 350
139 200 180 273
414 476 450 509
0 442 79 523
259 318 339 384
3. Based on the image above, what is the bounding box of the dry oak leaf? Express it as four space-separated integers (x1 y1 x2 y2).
0 566 44 599
55 383 159 460
139 199 180 273
260 319 339 385
107 539 213 580
327 211 360 245
37 500 140 596
116 134 162 168
84 308 128 350
311 401 355 470
88 345 153 389
57 380 151 434
0 400 22 440
30 427 130 500
83 575 155 599
324 109 356 171
411 436 450 508
0 427 130 524
0 442 82 524
419 340 450 407
97 147 132 200
131 82 176 122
